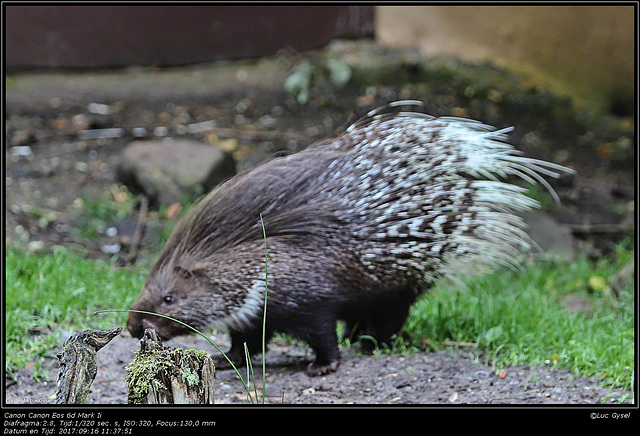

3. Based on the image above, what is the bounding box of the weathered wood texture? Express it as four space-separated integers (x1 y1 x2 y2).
55 327 122 404
126 329 215 404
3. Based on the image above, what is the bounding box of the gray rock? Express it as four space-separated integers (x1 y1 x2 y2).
116 139 236 205
520 210 576 261
609 261 634 295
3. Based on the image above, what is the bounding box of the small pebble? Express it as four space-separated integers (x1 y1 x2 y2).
88 102 110 115
27 241 45 251
78 128 124 140
153 126 169 137
132 127 147 137
101 243 121 254
10 146 32 156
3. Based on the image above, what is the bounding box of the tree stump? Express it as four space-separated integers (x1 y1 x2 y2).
55 327 122 404
126 328 215 404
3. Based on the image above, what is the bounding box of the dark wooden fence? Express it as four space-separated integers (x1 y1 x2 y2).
5 5 374 69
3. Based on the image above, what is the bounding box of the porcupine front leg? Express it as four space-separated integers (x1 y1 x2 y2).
214 328 271 370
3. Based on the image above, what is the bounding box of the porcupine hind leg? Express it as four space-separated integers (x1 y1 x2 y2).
345 287 417 353
214 327 272 370
301 311 341 377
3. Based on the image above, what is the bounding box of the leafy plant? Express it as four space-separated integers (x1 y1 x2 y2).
284 58 352 104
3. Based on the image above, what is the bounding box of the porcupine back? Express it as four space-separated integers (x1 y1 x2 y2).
302 101 568 289
129 101 572 376
155 101 567 292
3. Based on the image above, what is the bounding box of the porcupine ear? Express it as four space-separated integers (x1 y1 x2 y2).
173 264 208 281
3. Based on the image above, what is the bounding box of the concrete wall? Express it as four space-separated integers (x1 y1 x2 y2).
377 5 635 113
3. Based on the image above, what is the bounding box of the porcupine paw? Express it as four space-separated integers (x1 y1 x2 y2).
306 359 340 377
213 354 244 371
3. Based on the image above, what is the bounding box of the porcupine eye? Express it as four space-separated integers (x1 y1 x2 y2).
163 295 175 305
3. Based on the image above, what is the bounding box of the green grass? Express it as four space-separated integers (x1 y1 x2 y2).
5 247 147 378
403 243 635 391
5 242 635 392
74 194 137 239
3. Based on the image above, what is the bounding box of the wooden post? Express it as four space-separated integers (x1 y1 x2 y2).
55 327 122 404
126 329 215 404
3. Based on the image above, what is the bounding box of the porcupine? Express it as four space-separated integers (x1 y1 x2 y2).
127 101 571 376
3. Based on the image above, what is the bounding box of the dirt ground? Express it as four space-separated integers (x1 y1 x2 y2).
4 42 635 406
5 331 632 405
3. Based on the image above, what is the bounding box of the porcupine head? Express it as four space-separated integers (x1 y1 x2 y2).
126 177 272 341
125 141 332 343
127 101 572 374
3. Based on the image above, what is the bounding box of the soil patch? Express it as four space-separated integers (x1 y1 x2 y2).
5 332 631 405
